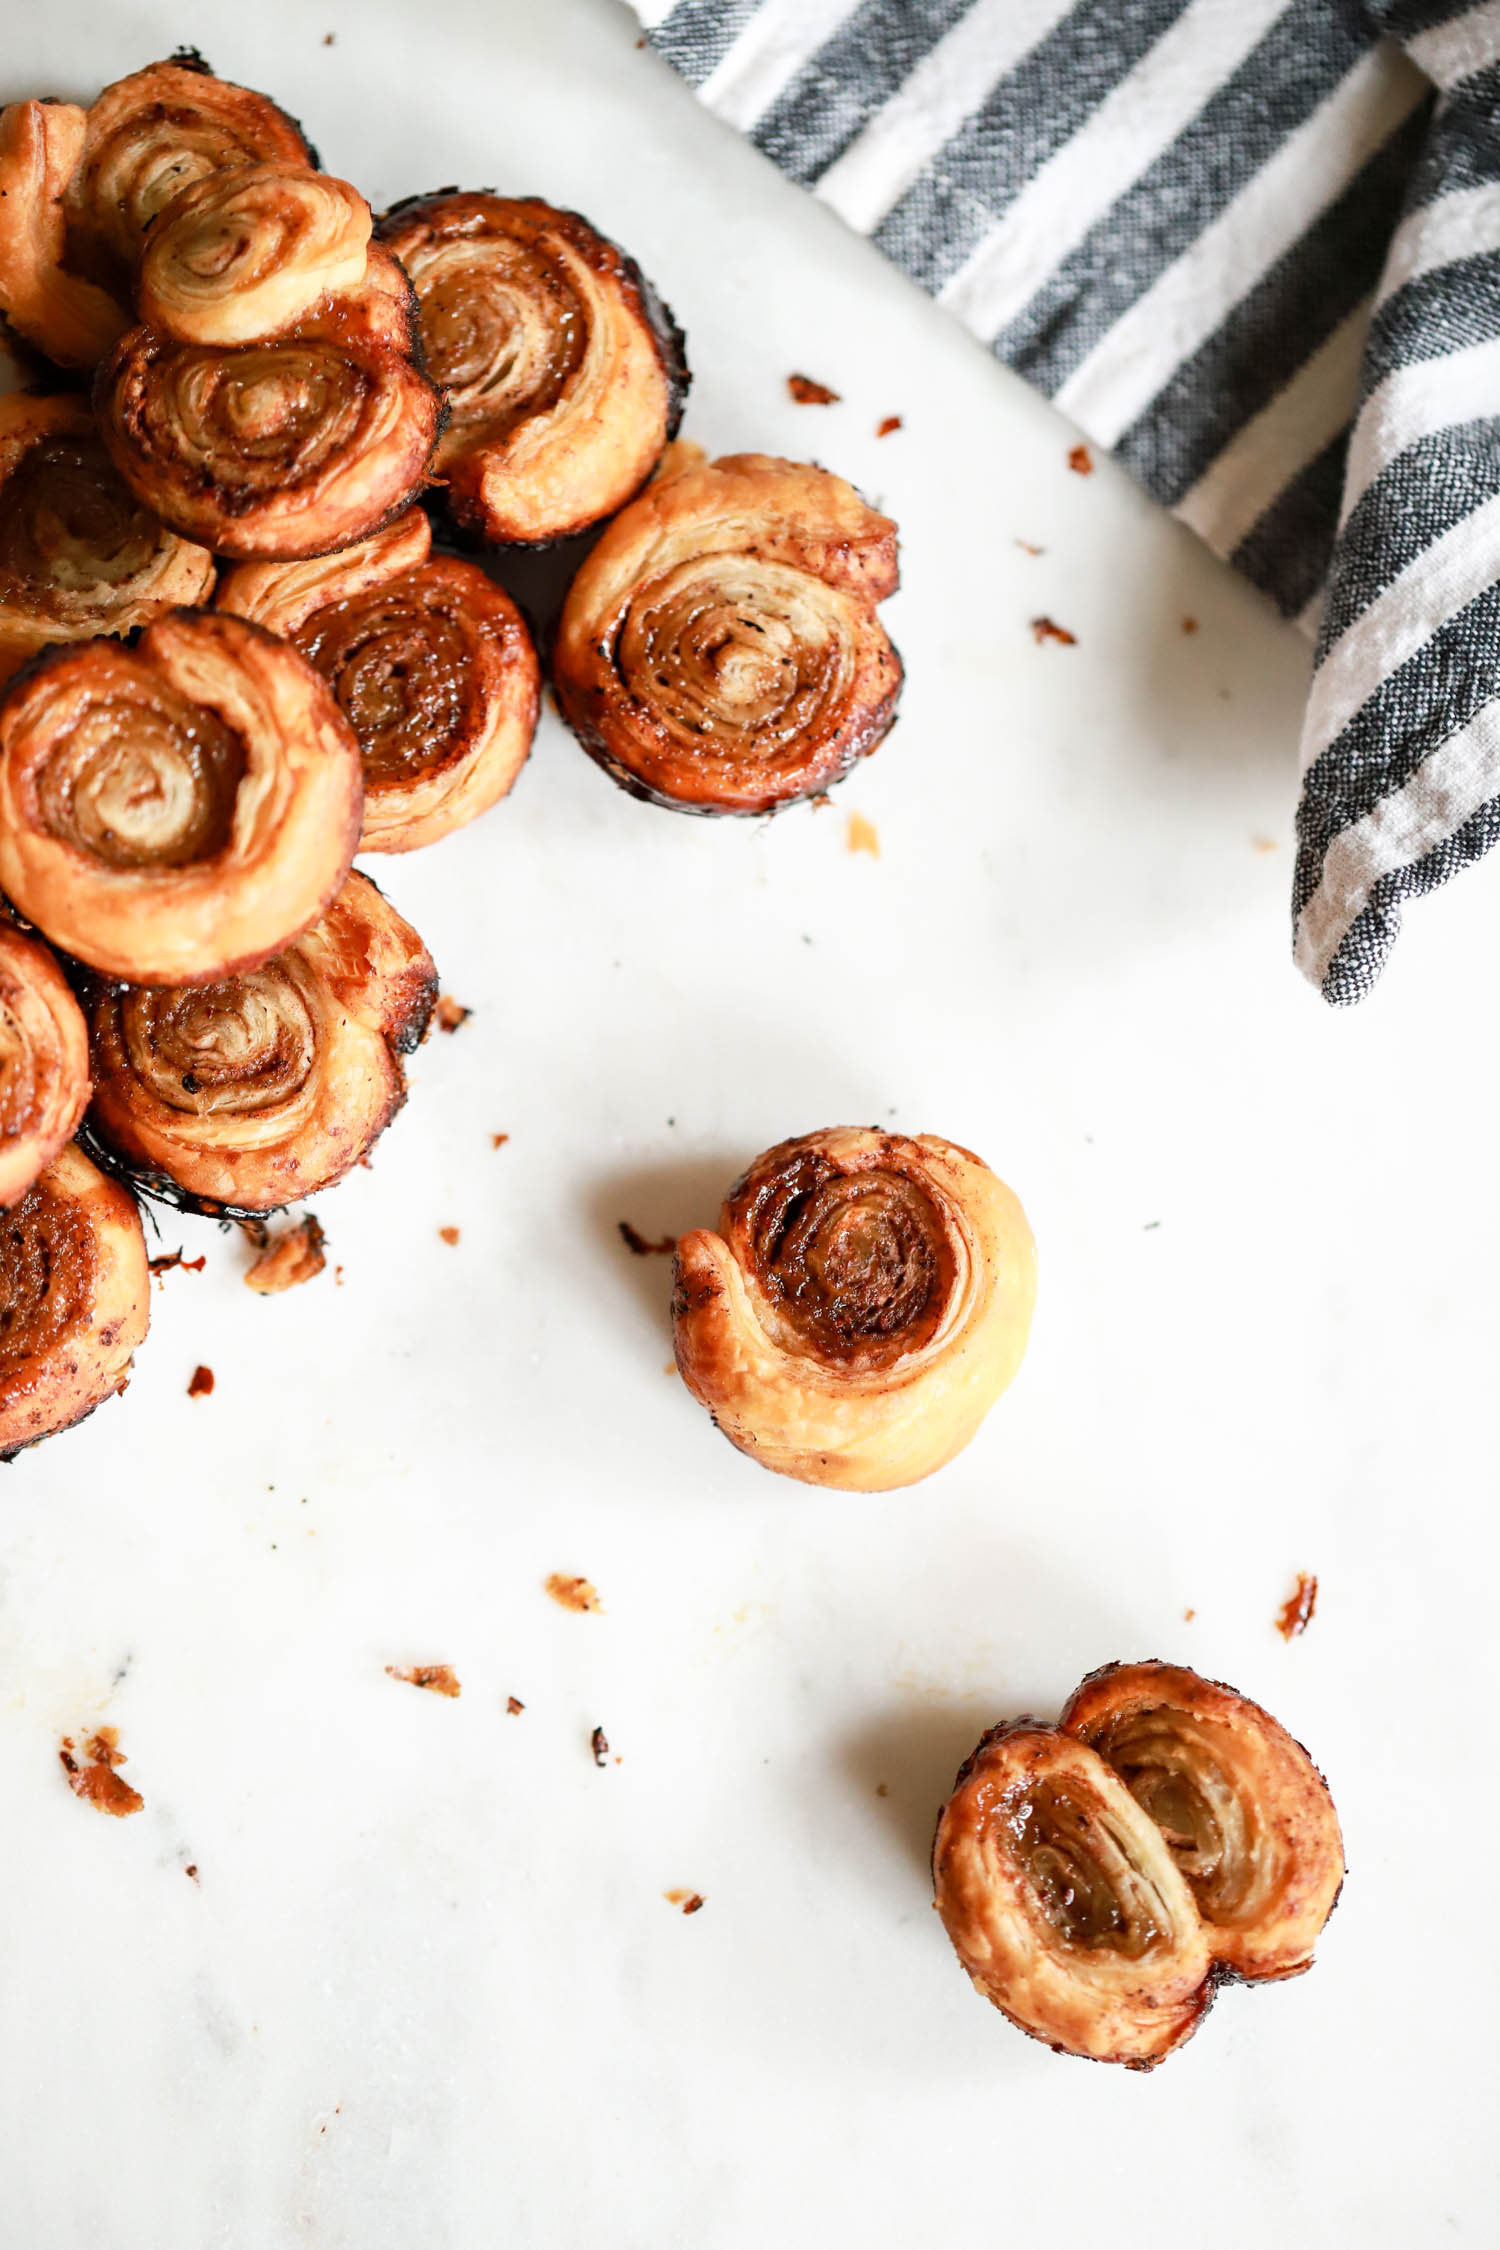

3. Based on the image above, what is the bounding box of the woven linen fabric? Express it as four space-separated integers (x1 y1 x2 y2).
631 0 1500 1005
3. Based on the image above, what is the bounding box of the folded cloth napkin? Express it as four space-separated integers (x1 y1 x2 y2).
631 0 1500 1004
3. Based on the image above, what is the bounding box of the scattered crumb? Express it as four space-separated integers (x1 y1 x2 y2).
1184 1608 1196 1622
618 1220 674 1256
1276 1572 1318 1640
245 1214 326 1295
148 1248 206 1282
184 1863 199 1882
875 1782 889 1797
664 1890 706 1914
682 1894 705 1915
1182 615 1199 634
1031 615 1077 647
808 791 833 809
1014 538 1045 555
386 1664 462 1698
664 1361 679 1378
187 1364 214 1398
323 30 335 43
875 414 902 437
788 373 840 405
334 1263 345 1286
491 1133 510 1150
59 1729 143 1818
439 1225 461 1247
590 1726 610 1767
434 995 471 1033
847 812 880 858
1067 442 1093 475
506 1695 525 1716
545 1573 601 1614
1252 835 1278 854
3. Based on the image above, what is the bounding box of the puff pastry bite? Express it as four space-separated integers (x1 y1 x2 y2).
1061 1661 1345 1982
0 609 362 986
80 870 435 1213
554 449 902 814
0 1141 148 1458
375 190 687 546
933 1664 1344 2067
0 920 90 1208
0 394 215 687
218 510 539 852
137 163 372 345
0 99 131 369
672 1128 1035 1490
95 244 442 561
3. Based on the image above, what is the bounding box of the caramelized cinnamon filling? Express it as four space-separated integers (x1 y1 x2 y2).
616 558 847 765
35 683 245 870
743 1156 952 1365
409 233 586 438
1011 1779 1167 1958
118 969 316 1114
1084 1710 1256 1923
0 1179 95 1373
135 341 375 501
0 436 164 605
293 576 480 788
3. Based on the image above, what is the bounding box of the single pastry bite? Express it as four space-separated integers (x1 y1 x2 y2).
1060 1662 1345 1982
0 1141 149 1458
80 870 436 1213
554 449 902 814
138 163 372 345
932 1722 1216 2068
0 608 362 986
62 52 315 301
94 246 443 561
218 510 540 852
671 1129 1035 1491
375 190 687 545
0 100 130 369
0 920 90 1207
0 394 215 686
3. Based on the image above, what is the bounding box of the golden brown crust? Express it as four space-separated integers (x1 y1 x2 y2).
82 870 436 1211
138 163 372 345
0 1141 148 1457
0 100 131 368
0 922 90 1207
933 1722 1216 2068
1060 1662 1345 1981
94 245 442 561
62 57 314 300
672 1128 1035 1490
0 394 215 687
554 451 902 814
218 510 540 851
0 608 362 986
376 191 688 546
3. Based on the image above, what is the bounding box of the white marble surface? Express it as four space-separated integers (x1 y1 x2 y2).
2 3 1497 2243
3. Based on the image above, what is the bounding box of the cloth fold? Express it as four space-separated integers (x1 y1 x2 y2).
632 0 1500 1003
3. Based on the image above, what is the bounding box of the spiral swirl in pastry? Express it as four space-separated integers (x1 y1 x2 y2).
0 1141 149 1458
0 921 90 1208
0 100 130 369
63 54 314 299
376 191 687 546
218 509 539 851
0 608 361 985
555 451 902 814
933 1723 1215 2068
81 870 436 1211
138 164 372 346
0 395 215 686
95 246 442 561
1061 1662 1345 1982
672 1129 1035 1490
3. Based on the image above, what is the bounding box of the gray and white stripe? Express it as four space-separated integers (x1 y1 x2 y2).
635 0 1500 1005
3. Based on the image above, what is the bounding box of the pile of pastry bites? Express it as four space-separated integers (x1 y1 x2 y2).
0 52 1343 2071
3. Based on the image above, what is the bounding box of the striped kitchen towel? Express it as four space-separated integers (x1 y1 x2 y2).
631 0 1500 1005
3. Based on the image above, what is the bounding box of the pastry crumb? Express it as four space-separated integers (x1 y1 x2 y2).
187 1364 214 1398
875 1782 889 1797
788 373 839 404
1276 1572 1318 1640
619 1220 674 1256
590 1726 610 1767
386 1664 462 1697
245 1215 326 1294
1014 538 1044 555
545 1573 601 1614
664 1889 705 1914
1067 442 1093 474
59 1728 143 1818
1181 615 1199 634
491 1132 510 1150
506 1695 525 1715
439 1225 461 1246
184 1862 199 1881
1031 615 1077 647
434 994 471 1033
847 812 880 858
1252 835 1278 854
875 414 902 437
1183 1607 1196 1622
149 1248 206 1282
